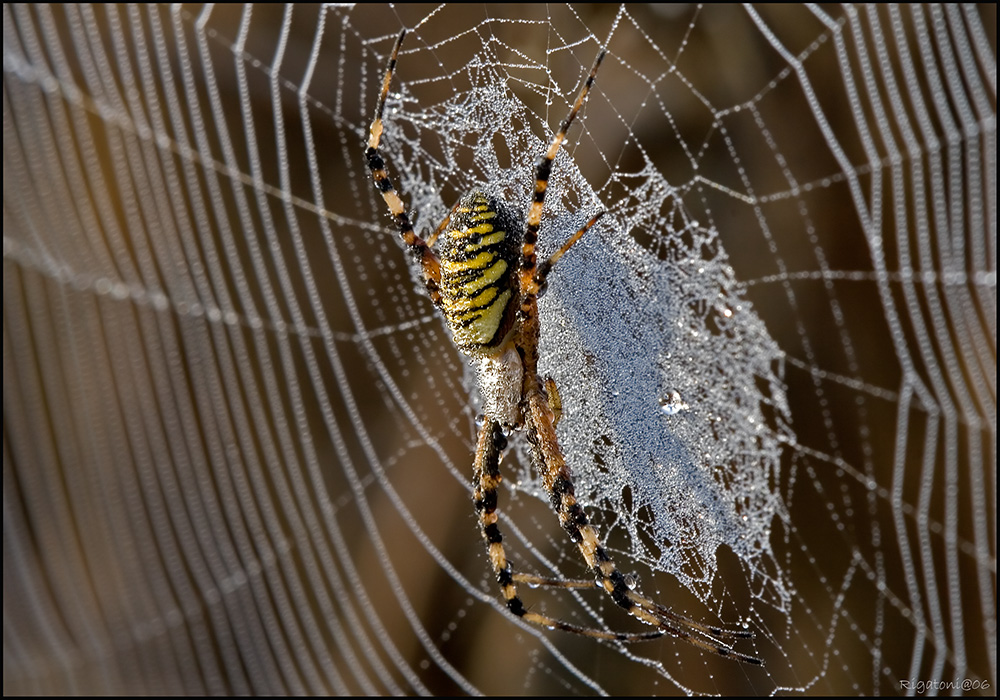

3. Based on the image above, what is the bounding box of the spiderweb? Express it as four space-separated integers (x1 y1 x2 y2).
3 4 995 696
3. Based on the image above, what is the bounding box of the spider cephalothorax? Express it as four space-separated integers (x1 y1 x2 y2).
365 29 760 664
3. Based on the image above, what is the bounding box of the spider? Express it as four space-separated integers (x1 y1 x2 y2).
365 29 761 665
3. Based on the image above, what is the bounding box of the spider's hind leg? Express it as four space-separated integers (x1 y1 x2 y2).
523 388 763 664
472 418 662 643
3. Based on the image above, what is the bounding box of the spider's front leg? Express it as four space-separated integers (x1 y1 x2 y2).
365 28 442 305
472 416 662 643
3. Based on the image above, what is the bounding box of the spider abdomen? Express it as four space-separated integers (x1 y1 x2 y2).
437 191 523 353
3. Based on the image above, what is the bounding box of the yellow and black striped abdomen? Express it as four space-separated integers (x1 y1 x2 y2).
438 191 522 353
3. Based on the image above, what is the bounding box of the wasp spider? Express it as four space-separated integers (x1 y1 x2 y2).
365 30 761 664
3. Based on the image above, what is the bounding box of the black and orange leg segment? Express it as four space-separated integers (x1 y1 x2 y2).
534 211 605 296
473 418 663 643
519 47 606 302
365 29 442 304
424 197 465 249
523 383 762 664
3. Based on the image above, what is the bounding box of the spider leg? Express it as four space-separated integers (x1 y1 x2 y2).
425 198 464 249
543 376 562 425
365 29 442 303
523 381 763 665
513 574 754 641
514 573 593 589
473 418 663 643
535 210 605 292
520 47 606 301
